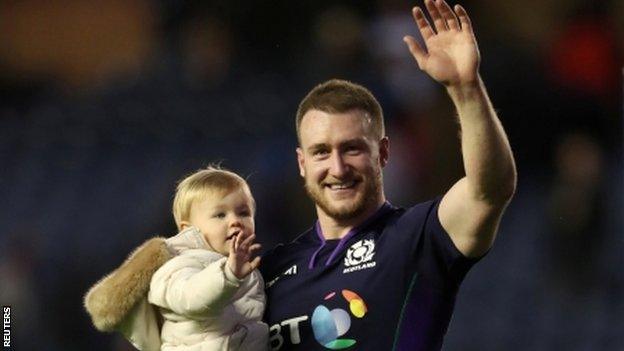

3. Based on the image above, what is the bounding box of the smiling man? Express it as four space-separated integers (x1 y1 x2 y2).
297 106 387 227
85 1 516 350
259 0 516 349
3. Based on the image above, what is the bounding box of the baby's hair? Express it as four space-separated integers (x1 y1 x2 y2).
172 165 254 230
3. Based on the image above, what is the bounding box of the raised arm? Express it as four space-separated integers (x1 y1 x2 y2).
403 0 516 257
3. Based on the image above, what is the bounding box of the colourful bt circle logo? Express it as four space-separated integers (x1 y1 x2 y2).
311 289 368 349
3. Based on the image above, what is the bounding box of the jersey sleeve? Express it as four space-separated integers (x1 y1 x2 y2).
422 198 482 291
148 254 243 319
401 198 483 292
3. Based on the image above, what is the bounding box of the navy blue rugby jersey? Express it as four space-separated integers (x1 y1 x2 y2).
260 199 481 351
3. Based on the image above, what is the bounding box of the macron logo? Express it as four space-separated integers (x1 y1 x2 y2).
284 264 298 276
266 265 298 288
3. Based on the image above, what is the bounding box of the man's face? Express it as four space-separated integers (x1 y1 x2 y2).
297 109 388 221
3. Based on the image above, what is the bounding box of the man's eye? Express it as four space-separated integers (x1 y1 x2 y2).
313 150 329 156
344 146 362 155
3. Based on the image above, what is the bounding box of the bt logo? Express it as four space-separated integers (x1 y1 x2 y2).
311 289 368 349
269 289 368 350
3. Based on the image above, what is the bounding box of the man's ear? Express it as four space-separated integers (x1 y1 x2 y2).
296 147 306 177
379 137 389 168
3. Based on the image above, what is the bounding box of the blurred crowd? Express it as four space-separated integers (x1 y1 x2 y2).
0 0 621 350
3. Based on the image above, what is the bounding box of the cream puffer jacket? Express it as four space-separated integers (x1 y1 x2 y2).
148 247 267 350
84 228 268 351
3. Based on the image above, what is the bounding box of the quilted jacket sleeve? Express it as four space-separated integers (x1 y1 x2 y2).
148 253 243 318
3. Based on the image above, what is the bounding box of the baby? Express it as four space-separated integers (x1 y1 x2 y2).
148 167 268 350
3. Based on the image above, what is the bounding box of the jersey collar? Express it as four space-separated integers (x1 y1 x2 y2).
308 201 393 269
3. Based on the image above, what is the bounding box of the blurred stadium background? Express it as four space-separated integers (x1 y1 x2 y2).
0 0 622 350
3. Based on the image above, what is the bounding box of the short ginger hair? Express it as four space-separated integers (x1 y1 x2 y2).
172 166 254 230
295 79 385 143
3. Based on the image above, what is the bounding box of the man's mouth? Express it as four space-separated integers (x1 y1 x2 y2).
324 180 359 190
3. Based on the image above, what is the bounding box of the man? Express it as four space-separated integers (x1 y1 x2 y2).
259 1 515 349
84 1 516 350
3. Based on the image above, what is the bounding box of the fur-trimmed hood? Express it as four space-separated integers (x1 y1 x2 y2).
84 237 172 332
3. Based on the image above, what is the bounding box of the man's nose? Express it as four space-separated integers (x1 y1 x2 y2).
328 151 348 178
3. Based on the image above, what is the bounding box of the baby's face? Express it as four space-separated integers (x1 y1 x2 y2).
188 188 255 256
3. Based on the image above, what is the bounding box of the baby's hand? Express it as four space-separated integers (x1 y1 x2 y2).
227 230 261 280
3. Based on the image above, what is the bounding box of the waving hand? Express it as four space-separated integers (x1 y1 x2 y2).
403 0 480 87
